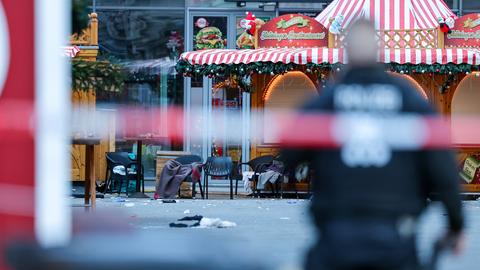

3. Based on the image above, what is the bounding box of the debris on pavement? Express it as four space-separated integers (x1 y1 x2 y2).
169 215 203 228
178 215 203 221
124 202 135 207
169 223 189 228
199 218 237 228
183 209 191 214
162 199 177 203
169 215 236 229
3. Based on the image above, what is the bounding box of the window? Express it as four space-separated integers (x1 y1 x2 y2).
462 0 480 13
192 16 228 51
96 0 185 7
279 2 326 17
97 8 185 179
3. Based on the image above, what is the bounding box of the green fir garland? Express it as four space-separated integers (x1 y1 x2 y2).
176 59 477 77
72 60 126 92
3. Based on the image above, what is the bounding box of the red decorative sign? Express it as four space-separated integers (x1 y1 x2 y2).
258 14 328 48
446 14 480 48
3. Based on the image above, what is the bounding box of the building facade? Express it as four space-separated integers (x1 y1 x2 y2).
93 0 478 179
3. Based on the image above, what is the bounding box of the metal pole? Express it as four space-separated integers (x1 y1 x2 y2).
92 0 96 13
459 0 463 16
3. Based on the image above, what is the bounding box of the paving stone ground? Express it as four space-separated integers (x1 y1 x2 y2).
72 196 480 270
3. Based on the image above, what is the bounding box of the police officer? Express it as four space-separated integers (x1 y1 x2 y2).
282 20 464 270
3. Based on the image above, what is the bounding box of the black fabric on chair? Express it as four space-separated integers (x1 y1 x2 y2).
203 157 233 199
104 152 143 196
174 155 204 199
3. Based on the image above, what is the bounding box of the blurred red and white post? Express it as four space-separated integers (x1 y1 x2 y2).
0 0 71 269
35 0 71 248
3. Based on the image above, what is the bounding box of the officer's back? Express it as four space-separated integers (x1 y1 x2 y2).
282 20 464 270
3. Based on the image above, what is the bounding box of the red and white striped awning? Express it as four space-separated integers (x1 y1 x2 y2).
64 45 80 58
179 48 480 66
315 0 456 30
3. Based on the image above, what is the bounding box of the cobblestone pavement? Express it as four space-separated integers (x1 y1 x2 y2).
73 197 480 270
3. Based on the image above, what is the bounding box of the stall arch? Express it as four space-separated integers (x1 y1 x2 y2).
262 71 319 144
263 71 318 106
451 73 480 144
387 72 428 100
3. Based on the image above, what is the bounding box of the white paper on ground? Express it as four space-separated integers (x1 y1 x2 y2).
199 218 237 228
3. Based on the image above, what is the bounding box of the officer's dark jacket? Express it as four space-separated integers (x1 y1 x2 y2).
283 65 463 233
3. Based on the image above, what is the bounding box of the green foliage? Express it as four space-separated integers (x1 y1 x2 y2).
388 63 475 75
71 60 126 92
176 60 325 78
176 59 477 77
72 0 90 35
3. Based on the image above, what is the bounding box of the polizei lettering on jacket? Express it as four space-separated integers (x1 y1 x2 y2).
334 84 403 112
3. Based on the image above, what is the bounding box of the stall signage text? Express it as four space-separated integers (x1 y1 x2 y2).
446 14 480 47
258 14 328 48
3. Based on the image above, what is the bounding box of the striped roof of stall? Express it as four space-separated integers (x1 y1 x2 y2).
64 45 80 58
315 0 456 30
179 48 480 66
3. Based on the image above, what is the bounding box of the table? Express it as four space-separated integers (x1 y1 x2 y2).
121 136 168 198
72 138 101 207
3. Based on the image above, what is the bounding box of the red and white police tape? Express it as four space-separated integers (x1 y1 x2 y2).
1 103 480 148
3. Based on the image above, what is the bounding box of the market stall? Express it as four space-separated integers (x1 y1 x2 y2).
445 14 480 192
176 1 480 193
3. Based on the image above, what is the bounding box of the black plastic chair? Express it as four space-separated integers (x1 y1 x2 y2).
175 155 204 199
104 152 143 196
203 157 233 199
236 155 274 197
271 155 289 198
